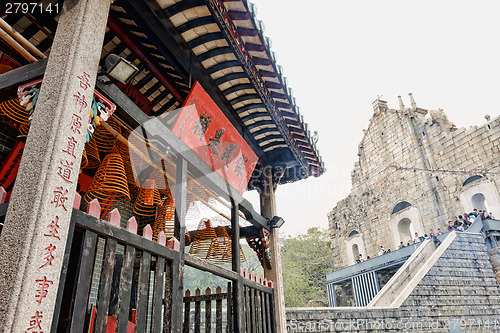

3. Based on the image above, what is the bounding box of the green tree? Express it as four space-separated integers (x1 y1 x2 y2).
281 227 335 307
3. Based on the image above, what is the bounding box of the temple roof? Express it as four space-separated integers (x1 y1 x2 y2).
1 0 325 186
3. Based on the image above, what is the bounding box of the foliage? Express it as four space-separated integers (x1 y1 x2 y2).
281 227 334 307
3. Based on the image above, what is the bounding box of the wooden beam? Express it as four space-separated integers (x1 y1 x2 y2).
0 58 47 90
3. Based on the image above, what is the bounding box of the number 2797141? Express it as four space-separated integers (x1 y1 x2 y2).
4 2 60 15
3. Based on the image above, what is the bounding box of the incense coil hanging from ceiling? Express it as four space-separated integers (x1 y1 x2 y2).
152 196 175 241
84 136 101 169
126 129 151 187
0 64 12 74
215 226 246 263
0 99 30 129
80 147 88 170
133 178 162 217
149 166 174 199
185 230 191 246
83 149 130 209
92 116 121 153
185 180 217 219
116 139 139 195
189 218 225 263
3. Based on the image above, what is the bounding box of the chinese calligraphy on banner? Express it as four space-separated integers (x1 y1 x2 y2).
171 82 258 194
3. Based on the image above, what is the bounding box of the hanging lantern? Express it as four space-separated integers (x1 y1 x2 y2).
84 150 130 209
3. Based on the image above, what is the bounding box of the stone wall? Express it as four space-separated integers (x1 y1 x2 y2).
286 232 500 332
328 96 500 269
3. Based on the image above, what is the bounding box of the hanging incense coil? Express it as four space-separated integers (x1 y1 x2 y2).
116 140 139 193
0 99 30 126
189 218 224 262
84 150 130 209
185 231 191 246
84 136 100 169
149 166 174 199
215 226 246 263
133 178 162 217
152 196 175 241
80 147 88 170
186 201 201 220
93 116 121 153
0 64 12 74
19 123 30 135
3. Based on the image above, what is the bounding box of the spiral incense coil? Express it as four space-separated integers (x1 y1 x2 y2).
0 99 30 126
185 231 191 246
116 140 139 193
150 166 174 199
19 123 30 135
84 136 100 169
84 150 130 209
215 226 246 263
93 116 121 153
189 218 224 262
186 201 201 220
80 147 88 170
152 196 175 241
133 178 162 217
0 64 12 74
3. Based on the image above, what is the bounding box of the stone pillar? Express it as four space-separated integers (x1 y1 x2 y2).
0 0 111 331
260 168 286 332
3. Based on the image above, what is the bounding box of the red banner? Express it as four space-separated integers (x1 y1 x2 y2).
172 82 258 194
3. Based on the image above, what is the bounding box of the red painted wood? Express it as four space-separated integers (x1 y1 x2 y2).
126 216 138 234
86 199 101 218
73 192 81 209
158 231 166 246
108 208 121 227
167 237 180 251
143 224 153 240
0 186 6 204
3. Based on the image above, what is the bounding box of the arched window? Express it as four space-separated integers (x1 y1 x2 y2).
392 201 412 215
463 175 483 187
398 218 412 244
348 230 359 238
471 193 487 211
352 244 360 260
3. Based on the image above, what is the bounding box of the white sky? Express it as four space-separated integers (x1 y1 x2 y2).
240 0 500 236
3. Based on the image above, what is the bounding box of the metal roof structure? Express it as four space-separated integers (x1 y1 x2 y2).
2 0 324 187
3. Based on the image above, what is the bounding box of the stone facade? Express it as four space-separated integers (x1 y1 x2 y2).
287 232 500 332
328 95 500 269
